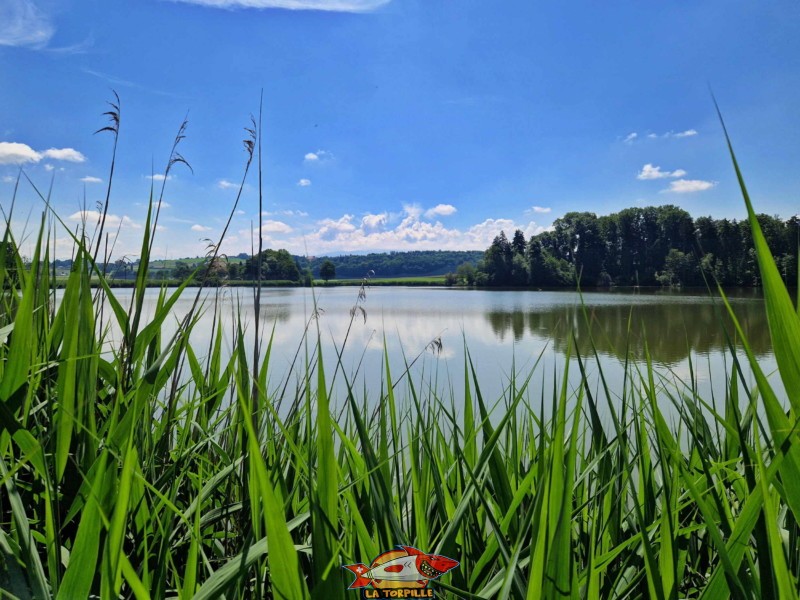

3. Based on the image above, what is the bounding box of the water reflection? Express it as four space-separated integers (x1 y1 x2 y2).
81 286 779 411
486 297 771 365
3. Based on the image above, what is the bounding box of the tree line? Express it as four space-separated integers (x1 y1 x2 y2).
473 205 799 288
156 249 486 284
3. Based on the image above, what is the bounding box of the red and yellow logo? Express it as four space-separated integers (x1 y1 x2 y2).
343 545 459 598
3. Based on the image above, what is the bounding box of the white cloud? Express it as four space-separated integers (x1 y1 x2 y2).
2 175 16 183
303 149 333 163
191 224 212 232
315 215 357 240
68 210 140 229
637 163 688 180
147 173 172 181
217 178 238 189
361 212 388 229
638 164 668 180
528 206 551 214
170 0 390 11
236 209 246 215
647 129 699 139
297 178 312 187
0 142 85 165
402 203 423 220
0 142 41 164
0 0 54 49
44 163 54 171
623 132 638 144
663 179 716 193
80 176 102 183
261 219 293 233
251 202 550 255
41 148 85 162
424 203 457 218
158 201 171 208
262 209 309 217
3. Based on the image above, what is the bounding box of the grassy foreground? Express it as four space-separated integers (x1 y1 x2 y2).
2 108 800 599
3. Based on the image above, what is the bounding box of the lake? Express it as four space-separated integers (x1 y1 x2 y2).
92 285 781 418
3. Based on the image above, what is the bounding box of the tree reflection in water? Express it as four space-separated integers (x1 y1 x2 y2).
485 293 771 365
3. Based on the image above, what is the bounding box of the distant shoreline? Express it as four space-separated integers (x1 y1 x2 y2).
51 278 769 295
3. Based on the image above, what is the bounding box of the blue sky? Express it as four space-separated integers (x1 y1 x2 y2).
2 0 799 259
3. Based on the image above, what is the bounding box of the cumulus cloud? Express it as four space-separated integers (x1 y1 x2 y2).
44 164 54 171
528 206 551 214
68 210 140 229
0 141 87 166
623 132 638 144
41 148 86 162
0 141 83 165
80 176 102 183
236 209 246 215
297 178 312 187
169 0 390 12
317 214 357 239
261 220 293 234
361 212 388 229
304 149 333 162
252 202 550 255
0 0 54 48
217 178 238 189
424 203 457 218
673 129 698 138
191 224 212 232
2 175 16 183
637 163 688 180
147 173 172 181
228 200 556 256
663 179 716 193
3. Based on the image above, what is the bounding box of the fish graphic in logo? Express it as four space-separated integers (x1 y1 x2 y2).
343 546 458 597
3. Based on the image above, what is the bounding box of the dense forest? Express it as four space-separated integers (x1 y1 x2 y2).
193 249 484 282
474 205 799 288
297 250 485 279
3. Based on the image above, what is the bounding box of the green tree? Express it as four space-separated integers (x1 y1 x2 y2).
656 249 698 286
511 229 527 255
552 212 605 284
172 262 193 281
482 231 513 285
319 259 336 283
245 249 301 282
456 262 477 285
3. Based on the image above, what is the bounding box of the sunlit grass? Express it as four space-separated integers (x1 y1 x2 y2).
1 101 798 599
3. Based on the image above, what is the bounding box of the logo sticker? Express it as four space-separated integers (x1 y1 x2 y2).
343 545 459 598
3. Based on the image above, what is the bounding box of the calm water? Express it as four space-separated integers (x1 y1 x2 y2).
95 286 781 415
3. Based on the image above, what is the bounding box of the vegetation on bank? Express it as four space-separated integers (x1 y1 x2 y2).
472 206 799 288
1 99 799 598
